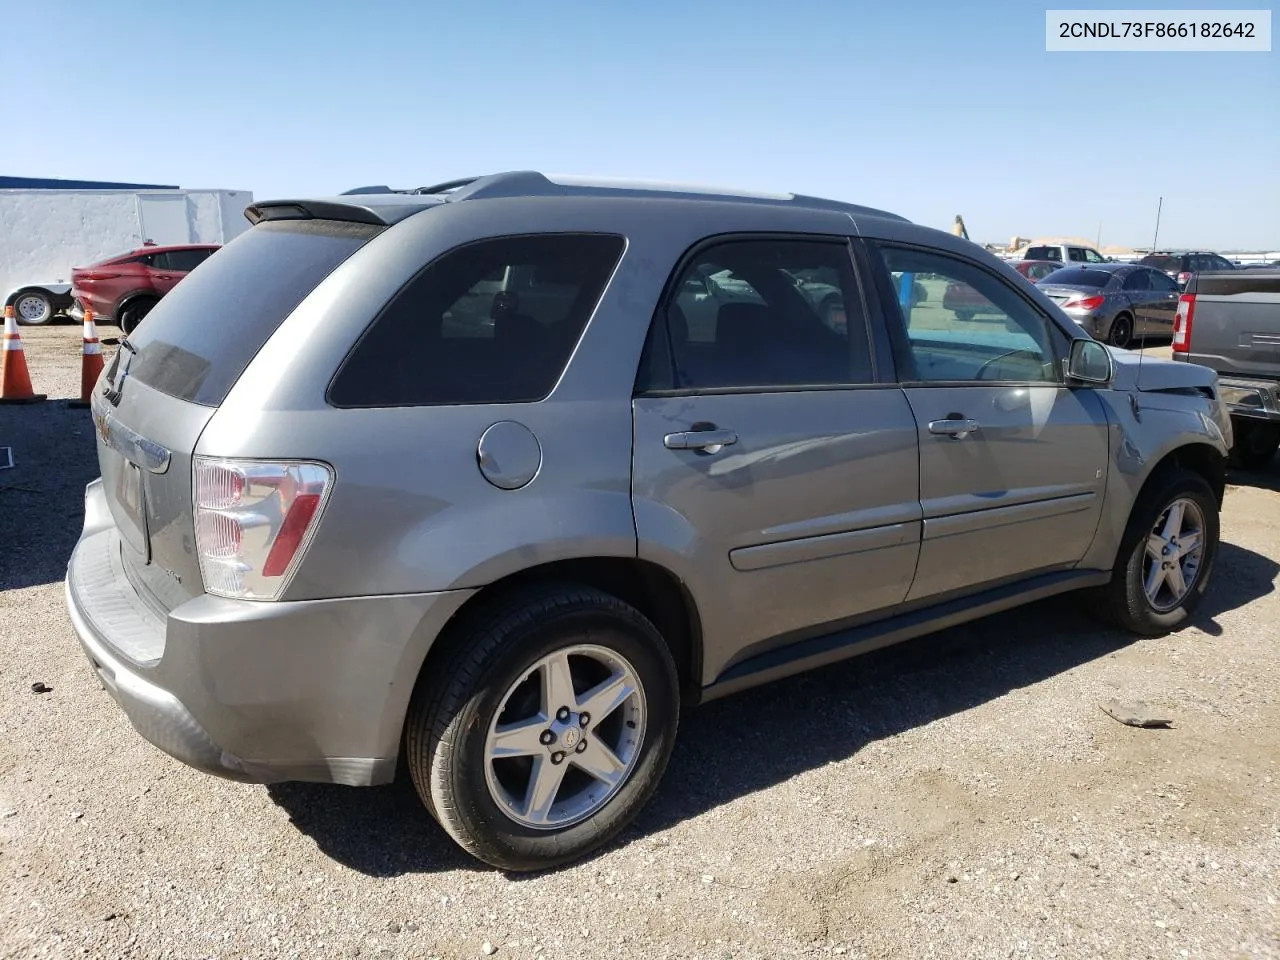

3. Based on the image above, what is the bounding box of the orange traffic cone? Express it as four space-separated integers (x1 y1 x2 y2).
0 304 47 404
67 308 105 409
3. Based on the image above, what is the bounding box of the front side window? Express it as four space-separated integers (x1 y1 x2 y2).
657 238 871 390
877 245 1060 384
1067 247 1087 262
329 233 625 407
1084 248 1107 263
1148 270 1181 293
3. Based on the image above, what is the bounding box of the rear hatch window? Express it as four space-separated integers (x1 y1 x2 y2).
122 219 382 406
1140 255 1180 272
1025 246 1061 261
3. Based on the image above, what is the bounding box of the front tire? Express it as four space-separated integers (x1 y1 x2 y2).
13 290 54 325
1108 313 1134 349
405 585 680 872
1095 467 1219 636
119 298 156 334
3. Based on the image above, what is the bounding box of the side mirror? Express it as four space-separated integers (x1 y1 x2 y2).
1066 338 1113 386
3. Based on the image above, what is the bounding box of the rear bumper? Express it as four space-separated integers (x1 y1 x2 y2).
1217 377 1280 421
64 479 474 786
71 292 116 322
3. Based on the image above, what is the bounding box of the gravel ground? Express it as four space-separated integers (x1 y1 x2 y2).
2 323 1277 960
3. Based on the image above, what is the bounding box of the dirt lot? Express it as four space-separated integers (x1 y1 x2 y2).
2 322 1277 960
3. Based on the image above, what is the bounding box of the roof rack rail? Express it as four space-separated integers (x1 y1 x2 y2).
394 170 909 222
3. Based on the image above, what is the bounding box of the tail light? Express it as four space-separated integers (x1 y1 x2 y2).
1177 271 1193 286
1172 294 1196 353
193 457 333 600
1062 294 1105 311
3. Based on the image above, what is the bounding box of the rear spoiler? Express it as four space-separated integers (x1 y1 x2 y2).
243 197 443 227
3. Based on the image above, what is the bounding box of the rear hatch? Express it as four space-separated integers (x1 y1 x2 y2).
90 218 382 615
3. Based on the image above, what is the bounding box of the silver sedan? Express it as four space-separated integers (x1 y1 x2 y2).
1036 263 1183 349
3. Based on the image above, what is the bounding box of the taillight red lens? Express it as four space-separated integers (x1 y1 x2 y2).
262 493 323 577
1177 271 1192 285
1063 294 1106 311
1173 294 1196 352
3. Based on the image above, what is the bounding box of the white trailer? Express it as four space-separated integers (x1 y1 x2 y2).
1 187 254 324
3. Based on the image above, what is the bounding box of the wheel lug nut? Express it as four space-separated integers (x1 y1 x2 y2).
579 713 590 728
551 751 566 765
539 730 555 745
556 707 570 722
575 739 588 753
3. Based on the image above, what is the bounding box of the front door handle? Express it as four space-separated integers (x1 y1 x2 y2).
664 428 738 452
927 418 980 439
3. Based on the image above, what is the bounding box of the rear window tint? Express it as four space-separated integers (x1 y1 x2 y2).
328 233 625 407
1140 255 1180 271
1025 247 1061 261
1040 267 1113 288
124 220 381 406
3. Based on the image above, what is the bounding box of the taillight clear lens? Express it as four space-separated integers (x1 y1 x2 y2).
193 457 333 600
1172 294 1196 352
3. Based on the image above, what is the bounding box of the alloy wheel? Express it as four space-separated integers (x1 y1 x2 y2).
483 644 647 830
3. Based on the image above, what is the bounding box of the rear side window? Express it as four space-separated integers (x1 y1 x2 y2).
165 248 213 271
328 233 625 407
124 220 381 406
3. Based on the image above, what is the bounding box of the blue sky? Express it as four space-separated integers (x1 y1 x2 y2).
5 0 1278 248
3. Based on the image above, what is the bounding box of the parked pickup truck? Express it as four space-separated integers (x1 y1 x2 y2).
1172 267 1280 467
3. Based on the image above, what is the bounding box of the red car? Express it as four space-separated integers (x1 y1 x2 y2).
943 259 1062 319
71 243 219 333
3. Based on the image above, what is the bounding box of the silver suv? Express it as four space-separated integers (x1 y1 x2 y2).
65 171 1232 872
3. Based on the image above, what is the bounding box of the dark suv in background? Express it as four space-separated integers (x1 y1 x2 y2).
71 243 220 332
1139 251 1237 288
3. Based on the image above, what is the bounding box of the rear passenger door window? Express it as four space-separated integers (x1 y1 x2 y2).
659 238 872 389
329 234 625 406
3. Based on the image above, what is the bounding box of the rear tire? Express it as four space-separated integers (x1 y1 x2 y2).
1094 467 1219 636
404 584 680 872
1108 313 1134 349
1228 420 1280 470
119 298 156 334
13 290 53 326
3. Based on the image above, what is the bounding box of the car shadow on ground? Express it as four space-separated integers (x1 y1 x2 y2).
1226 464 1280 494
268 537 1277 878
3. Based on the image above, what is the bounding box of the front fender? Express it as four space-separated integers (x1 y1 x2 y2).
1081 388 1229 571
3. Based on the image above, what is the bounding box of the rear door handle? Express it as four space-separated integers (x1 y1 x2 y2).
927 418 980 439
664 428 738 451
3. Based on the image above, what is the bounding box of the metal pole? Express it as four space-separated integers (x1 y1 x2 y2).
1151 197 1163 253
